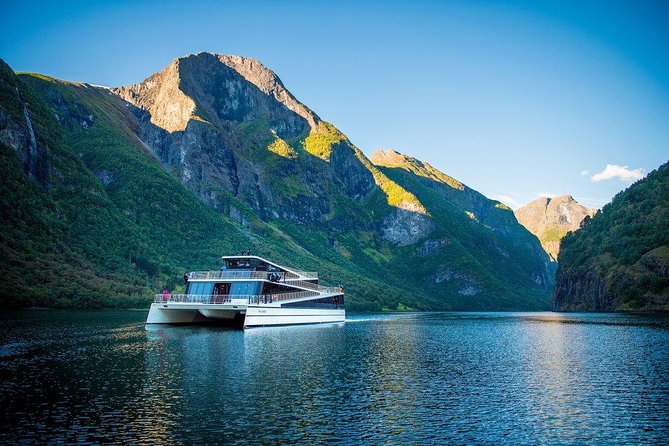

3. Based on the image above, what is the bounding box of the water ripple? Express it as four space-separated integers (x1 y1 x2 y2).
0 310 668 444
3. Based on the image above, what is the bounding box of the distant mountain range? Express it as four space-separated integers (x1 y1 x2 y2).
515 195 596 261
1 53 556 310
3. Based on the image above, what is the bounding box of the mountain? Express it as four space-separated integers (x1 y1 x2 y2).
515 195 596 260
0 58 410 311
554 162 669 311
0 53 554 310
370 150 555 308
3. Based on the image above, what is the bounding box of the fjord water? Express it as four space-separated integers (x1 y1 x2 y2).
1 311 668 444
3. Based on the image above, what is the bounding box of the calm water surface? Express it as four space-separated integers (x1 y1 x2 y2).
0 311 668 444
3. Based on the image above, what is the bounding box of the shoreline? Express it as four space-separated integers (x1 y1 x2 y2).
3 307 668 316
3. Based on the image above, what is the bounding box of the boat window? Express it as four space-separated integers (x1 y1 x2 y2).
230 281 261 296
214 283 231 295
225 260 253 270
187 282 214 295
224 258 266 271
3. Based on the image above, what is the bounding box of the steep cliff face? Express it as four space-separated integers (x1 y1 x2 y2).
215 54 319 130
0 60 48 185
515 195 596 260
113 58 195 133
554 161 669 311
110 53 426 239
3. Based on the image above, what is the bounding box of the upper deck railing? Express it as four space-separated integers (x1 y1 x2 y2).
292 271 318 279
288 281 343 292
155 286 343 305
187 270 318 281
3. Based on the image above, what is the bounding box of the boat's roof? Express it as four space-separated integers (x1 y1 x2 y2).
222 255 266 260
221 255 305 277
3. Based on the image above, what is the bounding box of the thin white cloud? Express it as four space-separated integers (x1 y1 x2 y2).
491 194 522 210
591 164 645 182
536 192 558 199
580 170 589 176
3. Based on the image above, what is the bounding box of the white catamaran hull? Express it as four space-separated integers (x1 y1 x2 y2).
244 306 345 327
146 303 344 327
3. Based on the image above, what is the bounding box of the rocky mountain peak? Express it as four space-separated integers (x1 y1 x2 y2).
515 195 596 260
371 149 464 191
544 194 576 206
215 54 319 129
370 149 412 167
112 52 319 135
112 57 195 132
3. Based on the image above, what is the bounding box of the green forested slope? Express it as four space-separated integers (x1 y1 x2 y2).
1 63 151 307
374 162 553 310
554 161 669 311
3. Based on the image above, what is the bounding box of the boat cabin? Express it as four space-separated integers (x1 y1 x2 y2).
184 255 318 302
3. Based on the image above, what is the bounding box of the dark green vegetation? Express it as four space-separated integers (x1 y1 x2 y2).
0 55 555 310
555 161 669 311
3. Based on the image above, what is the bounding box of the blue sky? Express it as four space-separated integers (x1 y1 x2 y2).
2 0 667 209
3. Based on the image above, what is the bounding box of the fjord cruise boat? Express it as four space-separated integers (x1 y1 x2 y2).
146 255 345 328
